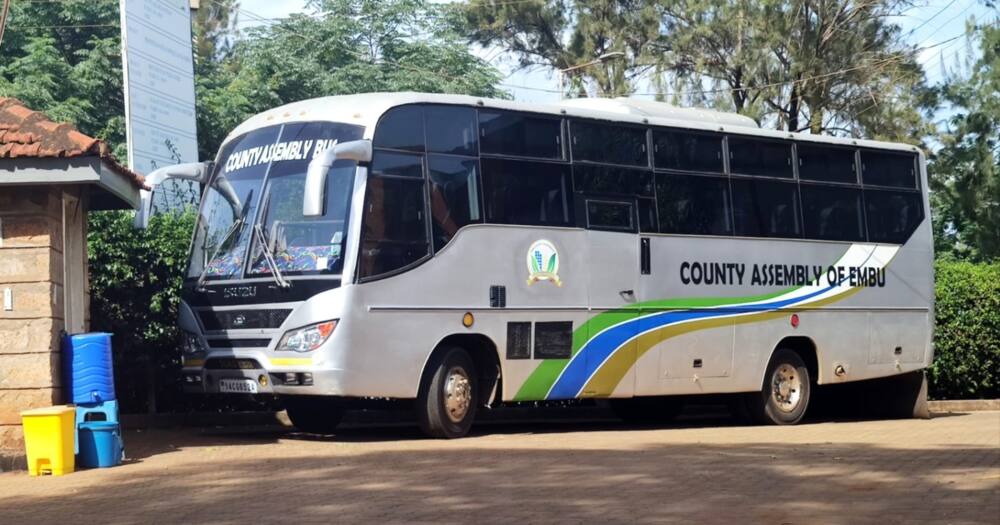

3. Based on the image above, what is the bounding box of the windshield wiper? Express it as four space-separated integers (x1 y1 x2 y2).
253 222 290 288
253 190 290 289
195 189 253 292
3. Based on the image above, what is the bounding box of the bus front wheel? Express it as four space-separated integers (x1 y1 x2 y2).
746 348 811 425
417 347 478 439
284 396 344 434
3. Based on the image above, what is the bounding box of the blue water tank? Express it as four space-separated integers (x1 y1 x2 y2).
63 332 116 404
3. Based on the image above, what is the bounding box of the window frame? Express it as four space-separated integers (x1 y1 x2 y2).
356 148 434 283
859 148 920 190
578 195 638 233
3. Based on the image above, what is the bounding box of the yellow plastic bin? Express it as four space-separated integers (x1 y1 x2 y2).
21 405 76 476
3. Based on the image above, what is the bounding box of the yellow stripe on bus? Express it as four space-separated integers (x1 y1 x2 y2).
270 357 313 367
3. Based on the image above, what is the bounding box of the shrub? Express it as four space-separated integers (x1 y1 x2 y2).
928 259 1000 399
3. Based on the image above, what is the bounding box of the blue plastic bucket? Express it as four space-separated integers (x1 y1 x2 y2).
77 421 122 468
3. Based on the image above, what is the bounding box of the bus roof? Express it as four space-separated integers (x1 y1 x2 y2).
225 92 922 155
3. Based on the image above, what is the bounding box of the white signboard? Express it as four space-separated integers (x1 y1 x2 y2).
119 0 198 176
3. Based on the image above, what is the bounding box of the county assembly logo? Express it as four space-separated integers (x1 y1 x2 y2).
527 240 562 287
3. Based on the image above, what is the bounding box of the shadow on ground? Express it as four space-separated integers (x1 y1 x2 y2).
2 411 997 523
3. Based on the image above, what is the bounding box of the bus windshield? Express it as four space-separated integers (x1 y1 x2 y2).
187 121 365 281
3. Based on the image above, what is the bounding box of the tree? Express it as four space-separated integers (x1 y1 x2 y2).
455 0 661 97
0 0 125 155
193 0 507 158
457 0 934 142
929 22 1000 261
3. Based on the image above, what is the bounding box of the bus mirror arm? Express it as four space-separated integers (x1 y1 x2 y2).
303 139 372 217
133 161 214 229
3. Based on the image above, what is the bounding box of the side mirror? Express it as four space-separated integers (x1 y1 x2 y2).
303 139 372 217
134 161 214 229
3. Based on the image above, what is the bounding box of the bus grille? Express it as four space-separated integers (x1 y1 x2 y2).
206 338 272 349
198 309 292 330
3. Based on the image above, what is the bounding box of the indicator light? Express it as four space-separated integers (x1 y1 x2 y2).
790 314 800 328
462 312 474 328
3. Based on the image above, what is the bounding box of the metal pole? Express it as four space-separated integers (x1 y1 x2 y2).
0 0 11 52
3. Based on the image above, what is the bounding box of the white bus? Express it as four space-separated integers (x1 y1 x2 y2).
139 93 933 438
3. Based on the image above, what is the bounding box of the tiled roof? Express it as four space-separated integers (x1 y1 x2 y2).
0 97 145 188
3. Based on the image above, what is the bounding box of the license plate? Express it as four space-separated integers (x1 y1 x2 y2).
219 378 259 394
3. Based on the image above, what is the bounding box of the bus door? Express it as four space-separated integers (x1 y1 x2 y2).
580 197 639 398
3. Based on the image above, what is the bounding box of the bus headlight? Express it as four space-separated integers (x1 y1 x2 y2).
276 320 337 352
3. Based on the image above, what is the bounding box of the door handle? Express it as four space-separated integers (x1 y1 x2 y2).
619 289 635 302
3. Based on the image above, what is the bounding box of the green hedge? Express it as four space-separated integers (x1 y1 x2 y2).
928 260 1000 399
88 210 277 414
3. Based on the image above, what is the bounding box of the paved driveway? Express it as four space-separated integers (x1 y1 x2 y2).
1 411 997 524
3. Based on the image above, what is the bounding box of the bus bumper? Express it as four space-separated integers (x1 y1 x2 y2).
180 365 349 396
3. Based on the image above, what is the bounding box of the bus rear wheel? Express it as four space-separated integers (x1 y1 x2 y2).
417 347 478 439
284 396 344 434
746 348 811 425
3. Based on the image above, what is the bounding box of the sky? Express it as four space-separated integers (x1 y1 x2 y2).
238 0 998 105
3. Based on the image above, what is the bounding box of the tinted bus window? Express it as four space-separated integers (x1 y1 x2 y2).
371 151 423 178
655 173 732 235
861 151 917 188
586 200 634 232
653 130 723 173
865 189 924 244
729 137 793 178
373 105 424 151
358 176 429 278
425 105 478 156
479 110 562 159
481 158 573 227
798 144 857 184
428 155 482 251
638 198 657 233
572 164 653 197
800 184 865 241
571 120 647 166
731 178 801 238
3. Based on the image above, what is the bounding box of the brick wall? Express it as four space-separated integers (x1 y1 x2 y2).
0 187 68 471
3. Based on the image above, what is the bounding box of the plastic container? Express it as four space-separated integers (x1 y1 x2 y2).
21 406 76 476
63 332 116 404
77 421 122 468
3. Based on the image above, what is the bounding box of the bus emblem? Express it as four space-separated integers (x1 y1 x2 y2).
527 240 562 287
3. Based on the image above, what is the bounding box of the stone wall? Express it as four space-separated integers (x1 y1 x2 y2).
0 187 67 471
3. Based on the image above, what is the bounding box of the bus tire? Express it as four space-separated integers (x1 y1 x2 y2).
417 347 478 439
610 396 684 425
747 348 811 425
284 396 344 434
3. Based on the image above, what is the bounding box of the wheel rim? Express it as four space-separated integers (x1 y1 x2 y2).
443 366 472 423
770 363 802 413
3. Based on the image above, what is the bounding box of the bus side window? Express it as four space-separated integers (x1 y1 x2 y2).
798 144 857 184
865 189 923 244
655 173 732 236
731 178 802 239
359 152 430 279
481 158 573 227
479 110 562 159
571 120 648 167
653 129 724 174
861 151 918 188
373 105 425 152
425 105 478 156
427 155 482 252
800 184 865 242
729 137 793 178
